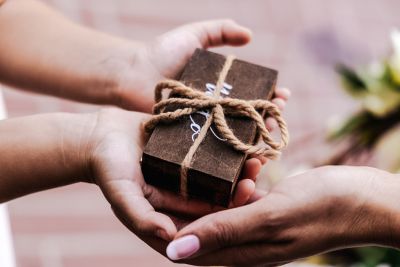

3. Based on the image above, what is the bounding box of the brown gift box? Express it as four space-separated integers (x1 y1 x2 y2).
141 49 278 207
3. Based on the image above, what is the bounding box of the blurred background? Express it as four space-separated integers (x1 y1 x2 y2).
3 0 400 266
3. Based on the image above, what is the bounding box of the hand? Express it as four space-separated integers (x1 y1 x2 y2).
116 19 291 206
115 19 289 120
116 19 251 112
166 166 400 266
84 108 272 243
0 4 285 118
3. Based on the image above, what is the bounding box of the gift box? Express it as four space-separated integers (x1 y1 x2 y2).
141 49 287 207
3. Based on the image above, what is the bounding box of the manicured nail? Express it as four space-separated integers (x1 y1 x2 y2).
166 235 200 260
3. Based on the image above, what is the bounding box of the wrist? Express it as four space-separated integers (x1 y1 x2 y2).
337 167 400 248
84 39 140 107
314 166 398 248
369 171 400 248
56 112 99 184
0 113 97 202
101 41 155 112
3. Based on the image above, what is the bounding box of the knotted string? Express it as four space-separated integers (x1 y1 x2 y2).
144 55 289 197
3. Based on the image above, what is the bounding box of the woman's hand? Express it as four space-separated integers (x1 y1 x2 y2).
0 0 288 131
165 166 400 266
84 108 273 241
1 1 273 116
0 108 271 247
115 19 252 112
115 19 291 145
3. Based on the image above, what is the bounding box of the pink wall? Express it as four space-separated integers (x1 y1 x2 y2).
3 0 400 266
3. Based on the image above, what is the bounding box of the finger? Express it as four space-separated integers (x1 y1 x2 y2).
101 179 177 241
165 212 194 230
247 188 268 203
246 155 267 165
167 201 266 260
266 117 278 131
241 158 262 181
256 156 268 165
179 243 294 267
187 19 252 48
272 98 286 110
275 87 291 101
232 179 255 207
144 184 224 218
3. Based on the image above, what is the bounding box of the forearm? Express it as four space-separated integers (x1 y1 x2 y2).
0 0 139 107
363 171 400 248
167 166 400 265
331 167 400 249
0 112 93 202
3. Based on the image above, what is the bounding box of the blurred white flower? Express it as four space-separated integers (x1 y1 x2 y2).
375 125 400 173
391 28 400 57
326 114 347 135
367 61 385 79
389 28 400 84
362 87 400 117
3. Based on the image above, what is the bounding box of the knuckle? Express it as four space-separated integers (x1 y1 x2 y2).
130 211 155 235
131 217 147 234
133 219 158 237
143 184 159 207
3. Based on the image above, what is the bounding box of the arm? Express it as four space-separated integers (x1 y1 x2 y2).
0 0 133 107
168 166 400 265
0 108 269 241
0 110 180 240
0 0 253 112
0 112 92 202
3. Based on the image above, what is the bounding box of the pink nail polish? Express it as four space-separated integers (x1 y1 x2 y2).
166 235 200 260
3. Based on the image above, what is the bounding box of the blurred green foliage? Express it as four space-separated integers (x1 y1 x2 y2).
326 30 400 266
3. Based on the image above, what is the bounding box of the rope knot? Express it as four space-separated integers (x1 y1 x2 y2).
144 79 289 160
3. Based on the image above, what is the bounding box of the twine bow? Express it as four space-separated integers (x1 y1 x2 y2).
144 79 289 160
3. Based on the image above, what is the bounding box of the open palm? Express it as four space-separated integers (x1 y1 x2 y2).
117 19 252 113
87 108 269 243
102 21 291 250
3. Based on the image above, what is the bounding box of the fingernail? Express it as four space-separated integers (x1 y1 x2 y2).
166 235 200 260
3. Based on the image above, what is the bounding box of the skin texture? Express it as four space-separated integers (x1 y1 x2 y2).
168 166 400 266
0 0 291 205
0 106 287 243
1 1 399 265
0 0 262 113
0 112 91 203
0 0 290 250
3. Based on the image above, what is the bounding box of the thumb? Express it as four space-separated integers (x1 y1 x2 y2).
166 201 265 261
182 19 252 48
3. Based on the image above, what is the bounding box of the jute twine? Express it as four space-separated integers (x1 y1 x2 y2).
144 55 289 197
